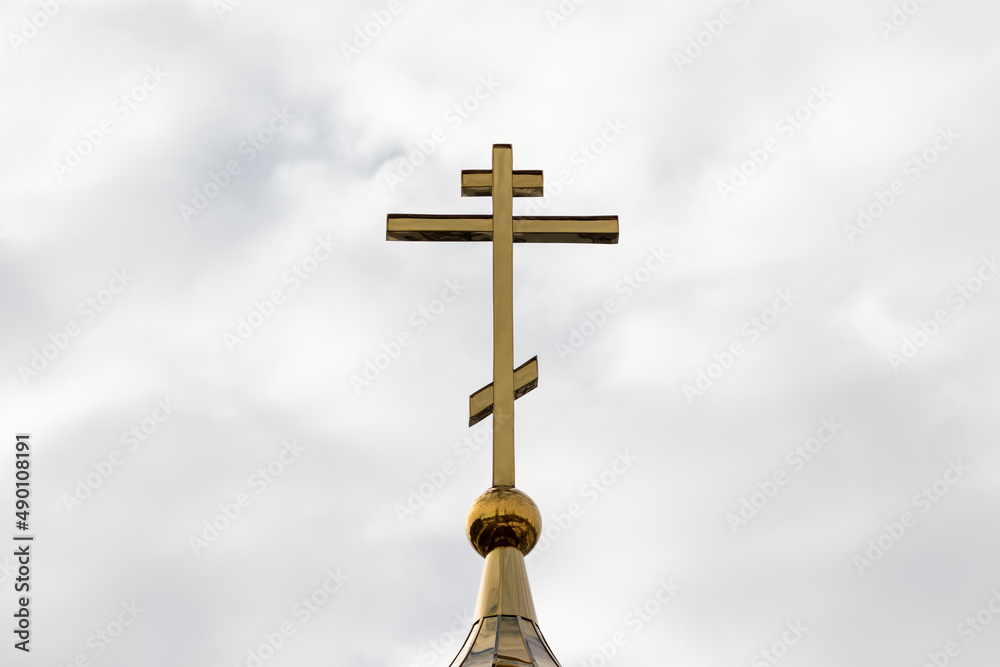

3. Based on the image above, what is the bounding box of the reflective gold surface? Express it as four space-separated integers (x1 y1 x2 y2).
386 214 493 242
446 547 563 666
491 146 516 488
388 145 618 667
461 169 543 197
473 547 537 620
386 144 618 489
512 216 618 243
469 357 538 427
385 214 618 244
466 486 541 557
449 615 562 667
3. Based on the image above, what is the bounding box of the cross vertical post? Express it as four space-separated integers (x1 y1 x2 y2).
491 145 515 488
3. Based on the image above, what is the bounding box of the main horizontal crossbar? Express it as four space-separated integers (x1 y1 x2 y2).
386 215 619 243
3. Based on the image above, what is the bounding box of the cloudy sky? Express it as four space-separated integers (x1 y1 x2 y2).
2 0 1000 665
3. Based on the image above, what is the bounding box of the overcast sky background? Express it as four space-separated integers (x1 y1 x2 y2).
2 1 1000 666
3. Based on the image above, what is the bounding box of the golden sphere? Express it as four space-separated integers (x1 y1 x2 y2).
466 486 542 557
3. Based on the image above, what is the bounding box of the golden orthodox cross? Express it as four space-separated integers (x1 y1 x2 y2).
387 144 618 488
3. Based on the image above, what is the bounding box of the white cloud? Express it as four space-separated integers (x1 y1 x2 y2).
2 0 999 665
